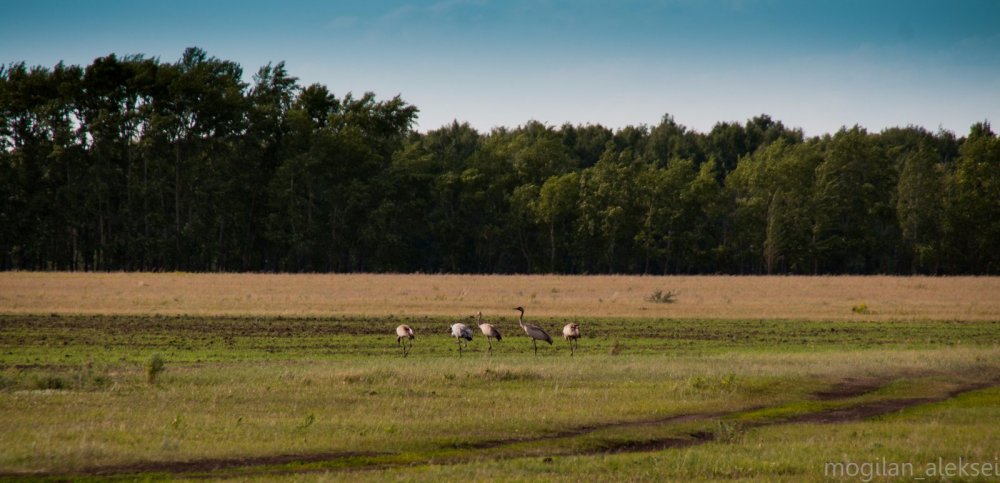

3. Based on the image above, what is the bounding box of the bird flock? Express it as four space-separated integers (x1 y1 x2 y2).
394 307 580 357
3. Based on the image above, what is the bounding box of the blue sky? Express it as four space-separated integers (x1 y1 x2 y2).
2 0 998 135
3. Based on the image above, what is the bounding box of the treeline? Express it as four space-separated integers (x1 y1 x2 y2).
2 48 998 274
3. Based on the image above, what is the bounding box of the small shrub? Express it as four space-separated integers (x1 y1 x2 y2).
90 375 110 388
852 303 869 314
73 362 111 390
301 413 315 429
713 420 745 444
146 353 166 384
34 375 66 390
687 374 739 393
688 376 709 391
341 369 392 385
720 373 737 390
646 289 677 304
475 367 541 382
608 340 625 355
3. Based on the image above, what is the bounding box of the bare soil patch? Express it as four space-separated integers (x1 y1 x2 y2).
790 379 999 425
0 451 384 479
812 377 885 400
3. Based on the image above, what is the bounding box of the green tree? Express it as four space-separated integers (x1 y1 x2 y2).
533 172 580 272
635 158 696 273
726 140 820 273
896 144 945 273
578 149 645 273
943 123 1000 273
811 127 896 273
645 114 702 166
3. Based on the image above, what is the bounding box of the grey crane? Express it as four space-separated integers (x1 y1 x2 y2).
562 323 581 355
449 322 474 357
475 311 502 354
514 306 552 356
395 324 414 357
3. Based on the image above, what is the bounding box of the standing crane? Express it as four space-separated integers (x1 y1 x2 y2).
562 323 581 356
449 322 474 357
475 311 502 354
395 324 414 357
514 306 551 356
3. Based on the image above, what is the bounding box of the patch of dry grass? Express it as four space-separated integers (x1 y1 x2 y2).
0 272 998 320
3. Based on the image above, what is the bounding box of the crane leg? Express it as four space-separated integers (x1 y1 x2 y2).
533 339 538 356
487 338 493 354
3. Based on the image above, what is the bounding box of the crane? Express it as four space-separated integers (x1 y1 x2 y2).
449 322 474 357
562 323 581 355
475 311 502 354
395 324 414 357
514 306 551 356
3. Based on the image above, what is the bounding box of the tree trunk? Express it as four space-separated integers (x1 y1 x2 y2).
549 222 556 273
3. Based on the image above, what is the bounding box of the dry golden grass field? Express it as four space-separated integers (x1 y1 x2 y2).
1 272 998 320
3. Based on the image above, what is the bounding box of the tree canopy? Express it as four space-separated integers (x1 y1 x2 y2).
2 49 997 274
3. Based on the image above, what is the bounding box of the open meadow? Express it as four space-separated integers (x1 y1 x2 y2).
1 273 999 480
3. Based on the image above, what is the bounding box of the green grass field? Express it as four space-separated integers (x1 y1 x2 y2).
1 311 999 481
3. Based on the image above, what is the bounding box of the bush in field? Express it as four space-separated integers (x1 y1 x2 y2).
34 375 67 390
0 374 14 390
713 420 746 443
608 340 625 355
646 289 678 304
146 354 166 384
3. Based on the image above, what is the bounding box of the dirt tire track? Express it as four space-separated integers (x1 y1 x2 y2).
812 377 884 400
0 451 384 479
2 379 995 479
451 376 893 451
447 408 748 451
787 378 999 425
591 378 1000 454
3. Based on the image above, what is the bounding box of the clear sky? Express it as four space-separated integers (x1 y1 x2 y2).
2 0 998 136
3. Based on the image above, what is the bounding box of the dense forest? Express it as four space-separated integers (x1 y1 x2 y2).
2 48 998 274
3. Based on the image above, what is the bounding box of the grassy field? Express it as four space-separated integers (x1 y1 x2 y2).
1 273 999 481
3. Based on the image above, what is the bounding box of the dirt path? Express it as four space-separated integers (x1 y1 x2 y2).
2 378 995 480
73 451 383 478
811 377 884 400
